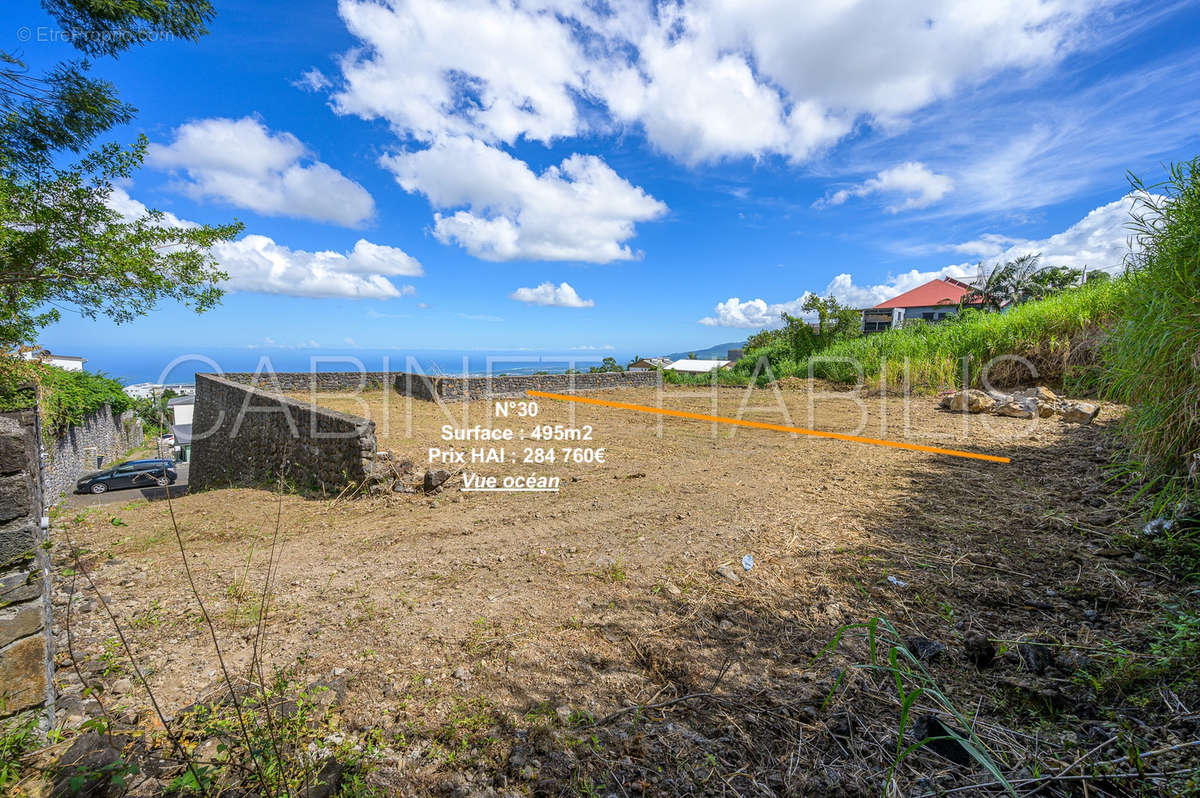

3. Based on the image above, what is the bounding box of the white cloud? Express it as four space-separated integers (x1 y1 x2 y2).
107 188 421 300
332 0 1107 164
699 295 815 328
212 236 419 299
700 192 1141 326
965 194 1142 273
510 281 594 308
295 68 331 92
817 162 954 212
382 137 666 262
148 117 375 227
323 0 1117 260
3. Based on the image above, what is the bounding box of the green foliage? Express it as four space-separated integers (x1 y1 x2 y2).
825 617 1014 795
0 138 241 346
40 0 216 58
1101 158 1200 477
169 669 374 797
802 294 863 339
0 712 40 790
1076 604 1200 701
0 356 132 434
0 1 237 347
588 356 624 373
794 278 1125 391
962 254 1086 310
2 1 214 165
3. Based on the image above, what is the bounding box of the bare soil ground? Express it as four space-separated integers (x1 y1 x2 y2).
47 385 1198 796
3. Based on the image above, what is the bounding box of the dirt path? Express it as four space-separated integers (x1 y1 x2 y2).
50 386 1188 795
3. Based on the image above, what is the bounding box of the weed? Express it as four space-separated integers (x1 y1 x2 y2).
825 617 1015 796
98 636 127 676
130 600 164 630
0 712 39 791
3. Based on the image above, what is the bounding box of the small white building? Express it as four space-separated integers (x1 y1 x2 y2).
168 395 194 426
123 382 196 399
123 382 159 399
20 349 86 371
627 357 673 371
666 359 733 374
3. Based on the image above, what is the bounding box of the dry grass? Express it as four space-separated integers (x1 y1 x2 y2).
45 385 1197 796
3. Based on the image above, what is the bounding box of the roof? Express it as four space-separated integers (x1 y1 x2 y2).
667 359 732 373
20 350 85 362
171 424 192 444
167 396 194 406
872 278 978 310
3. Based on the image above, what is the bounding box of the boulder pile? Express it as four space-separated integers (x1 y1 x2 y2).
938 386 1100 424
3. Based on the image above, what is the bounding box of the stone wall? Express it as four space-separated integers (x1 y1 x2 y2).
221 372 393 393
189 374 380 493
42 405 143 500
0 410 54 717
395 370 662 402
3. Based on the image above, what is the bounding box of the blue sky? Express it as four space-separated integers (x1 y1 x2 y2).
8 0 1200 364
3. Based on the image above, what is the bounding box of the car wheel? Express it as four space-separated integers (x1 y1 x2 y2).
90 483 107 494
155 476 170 487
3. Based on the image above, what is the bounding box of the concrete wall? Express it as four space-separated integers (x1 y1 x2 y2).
0 410 54 717
395 370 661 402
42 405 143 500
190 374 381 493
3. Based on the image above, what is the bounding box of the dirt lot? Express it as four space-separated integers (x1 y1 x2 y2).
49 385 1197 795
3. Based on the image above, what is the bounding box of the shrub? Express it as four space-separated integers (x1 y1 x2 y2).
0 355 132 433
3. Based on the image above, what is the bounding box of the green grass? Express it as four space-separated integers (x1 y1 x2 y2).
663 279 1126 393
1102 158 1200 477
792 278 1126 392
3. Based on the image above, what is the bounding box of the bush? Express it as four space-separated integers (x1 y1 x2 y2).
0 356 132 433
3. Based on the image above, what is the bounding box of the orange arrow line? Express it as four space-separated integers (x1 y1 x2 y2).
525 389 1010 464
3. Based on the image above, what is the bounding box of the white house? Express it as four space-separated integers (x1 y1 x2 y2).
20 349 86 371
667 359 733 374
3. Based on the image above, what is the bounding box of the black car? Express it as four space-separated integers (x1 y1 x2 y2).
75 459 177 494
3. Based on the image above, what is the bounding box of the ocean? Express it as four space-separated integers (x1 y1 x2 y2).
83 347 637 386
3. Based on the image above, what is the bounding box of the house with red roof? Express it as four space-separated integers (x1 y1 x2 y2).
861 277 981 333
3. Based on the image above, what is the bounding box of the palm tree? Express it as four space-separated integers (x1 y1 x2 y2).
963 260 1011 311
1002 253 1043 304
963 253 1045 309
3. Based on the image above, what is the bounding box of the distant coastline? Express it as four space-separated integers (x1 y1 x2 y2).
77 347 641 386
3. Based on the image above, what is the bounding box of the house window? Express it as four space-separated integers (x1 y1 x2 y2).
922 312 935 321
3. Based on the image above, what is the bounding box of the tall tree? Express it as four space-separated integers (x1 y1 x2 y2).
801 294 862 340
1 0 239 348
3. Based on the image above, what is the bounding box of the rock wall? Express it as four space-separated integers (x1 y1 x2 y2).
0 410 54 717
190 374 380 493
42 406 143 500
395 370 662 402
221 372 393 393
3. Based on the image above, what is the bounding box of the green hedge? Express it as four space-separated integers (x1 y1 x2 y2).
0 356 132 433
